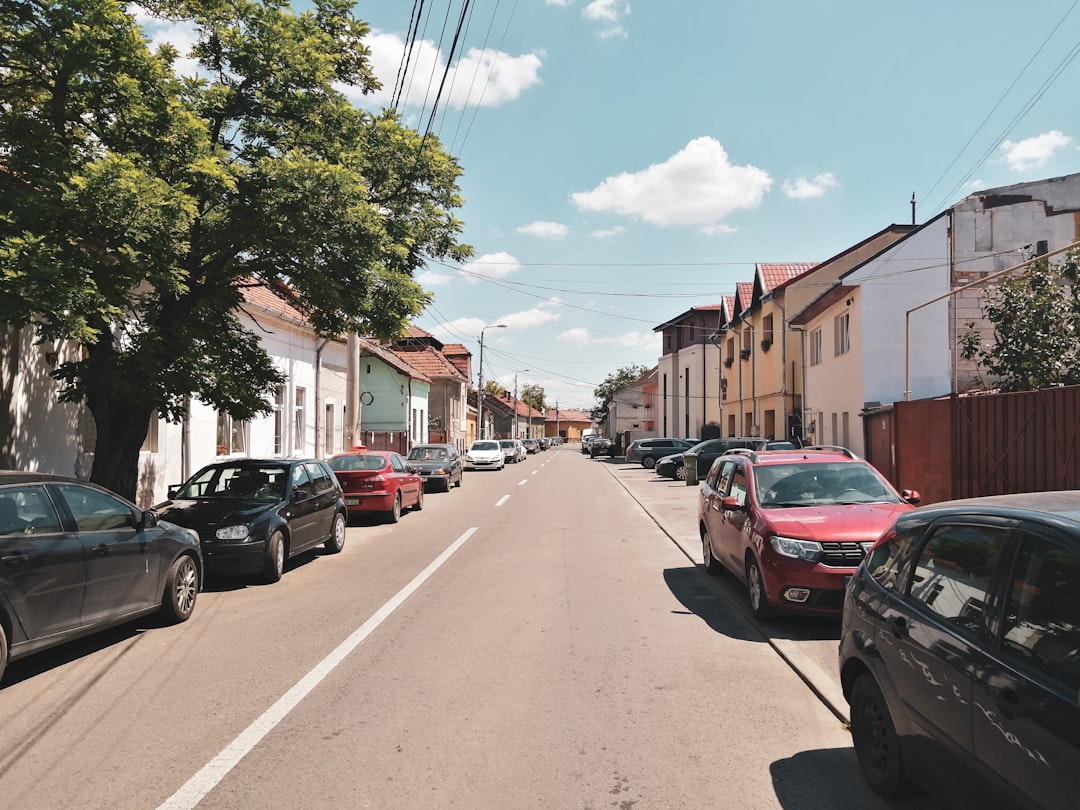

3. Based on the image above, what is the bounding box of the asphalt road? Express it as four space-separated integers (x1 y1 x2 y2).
0 446 940 809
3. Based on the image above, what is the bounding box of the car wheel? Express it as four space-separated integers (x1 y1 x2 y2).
674 464 686 481
642 456 657 469
745 555 776 619
850 674 911 797
159 553 199 623
324 512 346 554
702 528 723 575
386 493 402 523
413 487 424 511
261 531 286 584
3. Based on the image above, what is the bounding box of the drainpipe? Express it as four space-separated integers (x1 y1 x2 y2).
313 336 331 458
790 326 807 445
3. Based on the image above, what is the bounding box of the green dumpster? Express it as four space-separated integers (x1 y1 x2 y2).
683 449 699 486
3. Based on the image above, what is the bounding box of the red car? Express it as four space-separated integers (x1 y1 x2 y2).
698 446 920 619
329 448 424 523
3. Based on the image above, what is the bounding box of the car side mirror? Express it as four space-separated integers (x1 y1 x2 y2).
139 510 159 530
291 487 311 502
720 495 744 511
167 484 181 499
902 489 921 505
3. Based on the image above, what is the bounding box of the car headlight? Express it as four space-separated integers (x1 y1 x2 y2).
770 535 823 562
216 524 251 541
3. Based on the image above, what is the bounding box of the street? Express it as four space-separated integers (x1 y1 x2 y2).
0 446 938 809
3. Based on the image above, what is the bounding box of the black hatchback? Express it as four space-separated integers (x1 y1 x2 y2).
156 459 346 584
0 472 202 683
840 491 1080 809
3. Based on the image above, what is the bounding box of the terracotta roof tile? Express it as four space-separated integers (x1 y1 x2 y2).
390 345 466 380
758 263 817 292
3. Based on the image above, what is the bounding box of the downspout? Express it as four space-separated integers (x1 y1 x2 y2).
406 375 413 452
790 326 807 445
314 336 331 458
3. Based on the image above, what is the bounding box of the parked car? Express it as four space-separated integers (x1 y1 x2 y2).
499 439 526 464
589 437 615 458
158 458 346 583
698 447 920 619
465 440 505 471
625 437 695 469
522 438 540 454
840 491 1080 809
0 472 202 682
580 436 599 454
329 449 423 523
406 443 464 491
656 437 796 480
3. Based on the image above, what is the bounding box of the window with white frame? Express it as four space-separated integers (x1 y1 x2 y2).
216 412 247 455
273 385 285 454
809 328 823 366
835 312 851 356
294 387 306 453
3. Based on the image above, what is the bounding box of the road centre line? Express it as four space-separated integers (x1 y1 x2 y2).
157 527 480 810
518 479 528 486
496 495 510 507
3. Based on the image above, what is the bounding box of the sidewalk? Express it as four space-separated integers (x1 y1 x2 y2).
598 456 849 723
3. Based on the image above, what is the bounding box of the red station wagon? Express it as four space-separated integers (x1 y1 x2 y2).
698 446 920 619
329 448 424 524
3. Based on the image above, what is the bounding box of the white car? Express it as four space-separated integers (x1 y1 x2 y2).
499 439 526 463
465 440 505 470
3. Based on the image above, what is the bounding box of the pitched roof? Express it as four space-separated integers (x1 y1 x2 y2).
390 345 466 381
547 408 592 423
652 303 725 332
757 263 817 294
241 283 309 327
358 338 431 383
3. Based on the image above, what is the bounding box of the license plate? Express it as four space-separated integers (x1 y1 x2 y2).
345 497 359 505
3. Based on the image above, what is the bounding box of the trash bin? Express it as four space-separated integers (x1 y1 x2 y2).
683 450 699 486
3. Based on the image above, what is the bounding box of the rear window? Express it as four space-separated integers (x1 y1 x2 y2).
409 447 448 461
330 454 387 472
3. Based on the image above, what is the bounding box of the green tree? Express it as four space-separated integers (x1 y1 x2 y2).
520 383 546 412
591 364 649 424
0 0 471 499
959 255 1080 392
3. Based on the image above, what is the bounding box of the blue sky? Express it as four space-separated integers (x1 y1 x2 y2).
141 1 1080 410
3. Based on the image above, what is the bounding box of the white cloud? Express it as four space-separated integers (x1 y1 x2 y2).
130 6 203 78
463 251 521 283
517 221 569 239
417 270 453 286
782 172 838 199
499 307 561 330
583 0 631 38
558 328 591 344
1000 131 1073 172
347 31 542 110
590 226 625 239
571 137 771 232
546 0 572 5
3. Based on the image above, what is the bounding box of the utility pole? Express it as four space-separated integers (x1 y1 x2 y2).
476 323 506 439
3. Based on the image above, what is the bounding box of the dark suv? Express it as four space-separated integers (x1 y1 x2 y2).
840 491 1080 809
698 447 920 618
625 437 695 469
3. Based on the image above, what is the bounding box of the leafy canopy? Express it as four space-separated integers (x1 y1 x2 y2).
592 365 650 423
0 0 472 495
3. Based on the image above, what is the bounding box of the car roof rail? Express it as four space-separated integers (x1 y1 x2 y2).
723 447 759 462
801 444 858 459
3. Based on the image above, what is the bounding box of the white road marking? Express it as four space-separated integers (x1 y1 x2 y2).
496 495 510 507
531 470 538 475
518 479 528 486
157 527 480 810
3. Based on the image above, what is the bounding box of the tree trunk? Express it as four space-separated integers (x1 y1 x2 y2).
87 396 152 502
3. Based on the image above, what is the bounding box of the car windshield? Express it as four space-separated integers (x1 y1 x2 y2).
753 462 901 507
500 441 515 448
329 454 386 472
176 463 288 501
409 447 448 461
471 441 499 452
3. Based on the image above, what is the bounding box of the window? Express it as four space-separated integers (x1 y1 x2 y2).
291 463 314 496
217 412 247 455
56 484 135 532
729 468 749 506
294 387 306 453
809 328 823 366
1001 533 1080 691
762 314 774 347
325 403 336 455
274 385 285 455
726 337 735 361
141 412 159 453
835 312 851 356
908 523 1009 636
0 486 63 535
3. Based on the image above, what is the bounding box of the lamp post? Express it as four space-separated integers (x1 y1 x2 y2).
512 369 530 439
476 324 507 440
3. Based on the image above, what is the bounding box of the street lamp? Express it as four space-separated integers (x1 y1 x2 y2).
513 369 531 439
476 324 507 440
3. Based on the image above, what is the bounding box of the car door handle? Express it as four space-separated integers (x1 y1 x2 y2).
886 615 909 639
988 685 1023 719
92 544 110 557
2 552 28 567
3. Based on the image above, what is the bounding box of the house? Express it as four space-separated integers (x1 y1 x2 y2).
356 338 430 454
791 172 1080 457
547 407 594 441
390 327 470 452
606 366 658 447
653 304 728 439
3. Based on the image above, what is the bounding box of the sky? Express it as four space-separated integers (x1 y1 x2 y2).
139 1 1080 410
